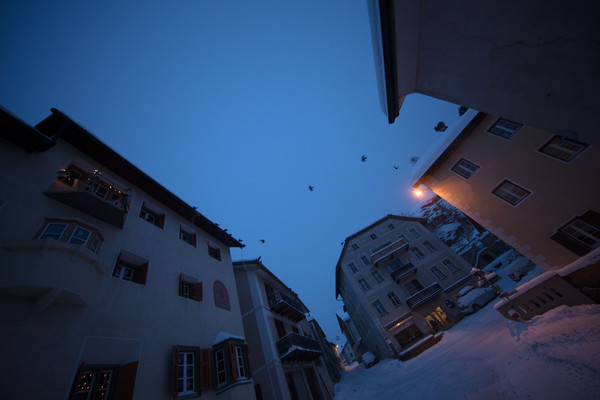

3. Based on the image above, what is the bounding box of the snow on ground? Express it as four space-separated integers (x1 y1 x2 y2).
334 256 600 400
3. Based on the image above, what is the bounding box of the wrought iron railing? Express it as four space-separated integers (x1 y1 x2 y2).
391 263 416 282
276 332 321 358
406 283 442 309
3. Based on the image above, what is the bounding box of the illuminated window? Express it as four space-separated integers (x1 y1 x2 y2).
451 158 480 179
491 180 531 206
71 367 114 400
488 118 522 139
539 135 588 162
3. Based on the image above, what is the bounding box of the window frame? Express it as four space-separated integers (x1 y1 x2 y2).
348 262 358 273
487 118 522 140
408 228 421 238
371 270 384 283
372 300 387 316
71 365 117 400
212 340 252 393
39 222 68 240
351 243 359 250
450 158 480 180
442 259 459 273
410 247 425 259
139 202 165 229
179 226 197 247
358 278 371 292
68 226 92 245
551 210 600 256
179 274 203 302
422 241 437 252
369 233 378 240
36 219 103 254
490 179 532 207
387 291 402 307
112 252 149 285
430 266 447 281
360 255 371 266
537 135 588 163
208 244 221 261
387 224 395 230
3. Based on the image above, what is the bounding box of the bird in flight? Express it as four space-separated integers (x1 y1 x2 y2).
361 155 367 162
394 165 399 170
308 185 314 191
260 239 265 243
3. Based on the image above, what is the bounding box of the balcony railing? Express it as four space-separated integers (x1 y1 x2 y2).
406 283 442 309
391 262 417 282
371 238 409 266
44 170 130 229
268 291 306 322
277 332 322 363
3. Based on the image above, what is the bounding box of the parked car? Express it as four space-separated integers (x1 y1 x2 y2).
506 258 536 281
457 285 497 314
362 352 378 368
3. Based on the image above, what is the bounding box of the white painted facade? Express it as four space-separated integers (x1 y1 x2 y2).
0 108 255 400
335 215 474 360
233 260 333 400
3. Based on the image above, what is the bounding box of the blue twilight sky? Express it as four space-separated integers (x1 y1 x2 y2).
0 0 462 343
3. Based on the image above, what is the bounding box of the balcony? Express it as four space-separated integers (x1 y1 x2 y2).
391 262 417 282
0 239 106 312
406 283 442 309
371 238 409 266
44 169 130 229
277 332 322 363
268 291 306 322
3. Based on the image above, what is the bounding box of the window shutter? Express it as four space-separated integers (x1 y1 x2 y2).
158 214 166 228
193 282 203 302
178 275 183 296
581 210 600 227
244 344 253 378
192 234 197 247
199 349 215 391
228 343 239 381
68 361 86 400
114 361 138 400
171 346 179 396
134 262 149 285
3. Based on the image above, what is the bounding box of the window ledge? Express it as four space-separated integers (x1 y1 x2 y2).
215 378 253 395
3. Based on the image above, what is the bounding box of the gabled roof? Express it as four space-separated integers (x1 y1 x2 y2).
334 214 427 297
233 258 310 313
1 107 242 248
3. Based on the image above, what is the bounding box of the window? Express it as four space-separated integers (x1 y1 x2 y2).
451 158 480 179
139 203 165 228
212 340 252 391
430 266 447 280
423 241 437 252
398 234 409 243
442 259 459 273
208 244 221 261
179 227 197 247
387 224 395 230
370 233 378 240
348 262 358 273
487 118 522 139
171 347 215 396
360 255 371 266
351 243 359 250
275 319 286 339
39 222 67 240
372 270 384 283
358 278 371 292
491 180 531 206
71 367 115 400
539 135 588 162
112 251 149 285
179 274 202 301
410 247 425 259
372 300 387 316
37 219 103 254
69 226 91 245
387 292 402 307
552 212 600 255
213 281 230 310
409 228 421 238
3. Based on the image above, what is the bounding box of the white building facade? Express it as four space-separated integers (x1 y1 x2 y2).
0 108 255 400
233 259 334 400
335 215 475 360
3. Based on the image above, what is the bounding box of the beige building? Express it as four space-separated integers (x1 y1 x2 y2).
367 0 600 137
0 108 255 400
233 259 334 400
412 109 600 271
335 215 474 360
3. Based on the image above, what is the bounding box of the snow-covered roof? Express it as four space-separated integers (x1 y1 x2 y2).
213 331 245 345
558 247 600 277
409 109 480 187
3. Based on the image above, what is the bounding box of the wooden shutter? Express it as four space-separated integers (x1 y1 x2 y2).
192 282 203 302
178 275 183 296
191 233 197 247
244 344 253 378
114 361 138 400
157 214 166 229
199 349 215 391
134 262 149 285
228 343 239 381
171 346 180 396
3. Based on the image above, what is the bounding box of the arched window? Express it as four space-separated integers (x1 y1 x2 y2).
213 281 230 311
